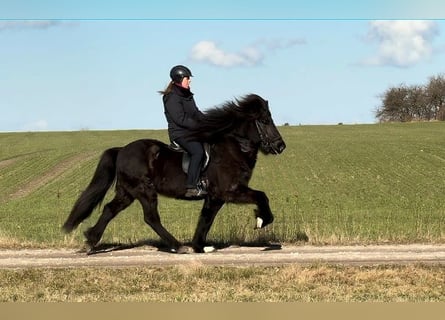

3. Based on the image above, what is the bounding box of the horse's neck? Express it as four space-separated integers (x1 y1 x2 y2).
239 138 256 154
213 135 258 167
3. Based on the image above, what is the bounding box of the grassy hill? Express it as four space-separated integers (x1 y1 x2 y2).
0 123 444 248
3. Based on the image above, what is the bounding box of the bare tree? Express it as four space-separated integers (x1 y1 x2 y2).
425 74 445 120
406 85 427 120
375 85 411 122
375 74 445 122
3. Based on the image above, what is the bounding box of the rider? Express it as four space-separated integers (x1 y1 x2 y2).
160 65 207 198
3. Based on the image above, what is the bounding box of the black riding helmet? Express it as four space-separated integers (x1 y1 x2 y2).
170 65 193 83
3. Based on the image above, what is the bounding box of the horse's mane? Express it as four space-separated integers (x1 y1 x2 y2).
188 94 265 142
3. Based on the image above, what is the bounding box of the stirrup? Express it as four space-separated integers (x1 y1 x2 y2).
184 187 207 198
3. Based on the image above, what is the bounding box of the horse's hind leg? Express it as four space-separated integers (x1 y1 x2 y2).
135 185 185 253
84 188 134 249
192 197 224 253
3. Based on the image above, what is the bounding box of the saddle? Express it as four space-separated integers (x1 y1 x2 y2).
169 141 211 174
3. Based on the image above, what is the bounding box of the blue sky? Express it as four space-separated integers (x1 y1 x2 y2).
1 1 445 132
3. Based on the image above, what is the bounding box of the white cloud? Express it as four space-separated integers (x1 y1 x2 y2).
190 41 255 67
362 20 439 67
190 38 305 67
0 20 61 31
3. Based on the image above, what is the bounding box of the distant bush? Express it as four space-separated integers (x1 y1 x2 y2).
375 74 445 122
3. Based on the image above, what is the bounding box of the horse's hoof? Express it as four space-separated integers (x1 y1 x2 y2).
85 246 98 255
254 214 274 229
191 246 216 253
203 246 216 253
170 246 192 254
84 230 100 248
255 217 264 229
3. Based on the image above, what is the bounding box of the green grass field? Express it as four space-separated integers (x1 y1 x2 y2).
1 123 444 248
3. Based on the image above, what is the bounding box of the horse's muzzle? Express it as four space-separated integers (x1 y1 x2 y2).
265 139 286 155
273 140 286 154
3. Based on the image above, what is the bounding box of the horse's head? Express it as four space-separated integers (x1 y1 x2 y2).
238 94 286 155
191 94 286 155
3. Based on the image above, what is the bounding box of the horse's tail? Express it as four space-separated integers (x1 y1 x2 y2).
62 147 122 233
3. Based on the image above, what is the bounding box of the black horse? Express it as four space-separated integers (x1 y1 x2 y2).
62 94 286 253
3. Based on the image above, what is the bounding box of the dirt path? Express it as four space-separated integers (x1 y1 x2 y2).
0 244 444 268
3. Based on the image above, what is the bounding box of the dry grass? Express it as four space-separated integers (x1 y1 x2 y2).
0 264 443 302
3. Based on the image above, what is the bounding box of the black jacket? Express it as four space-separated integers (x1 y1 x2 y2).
163 84 204 141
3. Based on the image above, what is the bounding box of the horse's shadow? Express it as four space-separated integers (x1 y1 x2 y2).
79 239 159 255
80 239 289 256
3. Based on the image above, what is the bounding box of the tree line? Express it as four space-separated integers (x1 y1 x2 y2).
375 74 445 122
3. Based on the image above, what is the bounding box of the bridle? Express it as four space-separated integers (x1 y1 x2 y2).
255 119 283 154
255 120 267 144
255 120 273 149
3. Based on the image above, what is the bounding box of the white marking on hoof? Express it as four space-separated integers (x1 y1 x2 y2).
203 246 216 253
256 217 264 229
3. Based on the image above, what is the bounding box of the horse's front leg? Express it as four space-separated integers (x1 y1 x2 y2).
192 197 225 253
252 190 274 229
227 186 274 229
